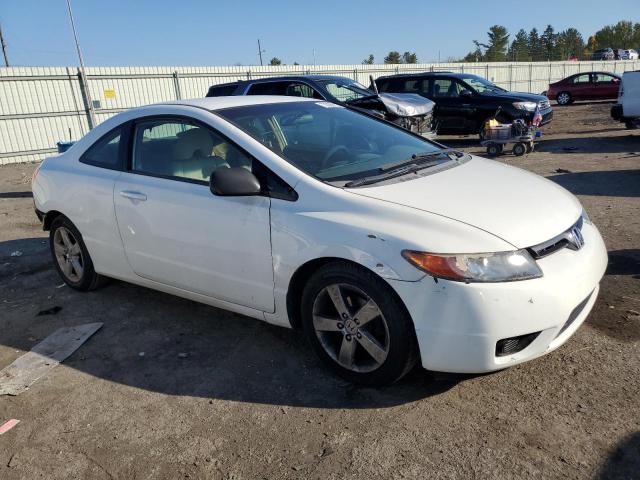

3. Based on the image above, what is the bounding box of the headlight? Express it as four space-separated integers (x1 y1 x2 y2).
402 249 543 283
581 208 592 225
512 101 538 111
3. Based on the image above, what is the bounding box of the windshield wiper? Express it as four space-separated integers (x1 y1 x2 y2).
344 149 465 188
379 149 462 172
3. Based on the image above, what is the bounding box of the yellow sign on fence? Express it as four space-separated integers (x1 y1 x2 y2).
104 89 116 99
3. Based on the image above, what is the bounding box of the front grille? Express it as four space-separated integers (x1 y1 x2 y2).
528 216 584 259
495 332 541 357
556 291 593 338
539 99 551 110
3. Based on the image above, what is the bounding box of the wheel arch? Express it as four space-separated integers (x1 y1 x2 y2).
285 256 412 331
43 210 64 231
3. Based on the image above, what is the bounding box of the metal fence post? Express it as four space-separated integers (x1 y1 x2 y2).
528 64 532 93
485 64 489 79
509 63 513 90
173 71 182 100
77 68 96 129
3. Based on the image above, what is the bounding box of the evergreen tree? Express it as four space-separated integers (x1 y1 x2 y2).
402 52 418 64
509 29 531 61
384 51 402 64
528 28 544 61
362 54 374 65
541 25 557 60
556 28 585 60
269 57 282 66
474 25 509 61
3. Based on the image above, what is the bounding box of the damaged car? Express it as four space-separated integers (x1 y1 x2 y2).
206 75 435 136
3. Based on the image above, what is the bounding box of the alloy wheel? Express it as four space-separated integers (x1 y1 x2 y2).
312 283 390 373
53 226 84 282
557 93 570 105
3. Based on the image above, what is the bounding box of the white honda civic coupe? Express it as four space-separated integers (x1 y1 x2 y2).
32 96 607 386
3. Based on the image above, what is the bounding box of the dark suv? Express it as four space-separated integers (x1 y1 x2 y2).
207 75 435 136
375 72 553 136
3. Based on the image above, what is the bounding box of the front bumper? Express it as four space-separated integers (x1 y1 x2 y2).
539 108 553 126
388 221 607 373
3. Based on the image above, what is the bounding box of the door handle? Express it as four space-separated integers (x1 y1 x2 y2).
119 190 147 201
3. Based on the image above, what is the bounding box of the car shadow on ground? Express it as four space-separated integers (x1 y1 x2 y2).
0 191 32 199
548 169 640 197
596 431 640 480
535 136 640 155
1 237 468 409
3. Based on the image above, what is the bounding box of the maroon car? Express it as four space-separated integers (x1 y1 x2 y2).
547 72 620 105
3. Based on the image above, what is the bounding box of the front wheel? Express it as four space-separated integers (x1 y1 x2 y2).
50 215 104 291
513 143 527 156
301 262 418 386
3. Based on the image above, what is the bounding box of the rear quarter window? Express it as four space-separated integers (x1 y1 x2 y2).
80 125 126 170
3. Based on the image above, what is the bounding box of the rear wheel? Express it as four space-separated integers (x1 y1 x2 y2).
301 262 418 386
556 92 572 106
50 216 104 291
513 143 527 156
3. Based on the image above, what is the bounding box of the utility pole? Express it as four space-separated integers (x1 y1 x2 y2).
257 39 265 66
66 0 96 128
0 23 9 67
313 48 316 67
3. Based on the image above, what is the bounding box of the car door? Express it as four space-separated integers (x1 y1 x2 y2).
569 73 593 100
426 77 475 133
113 115 275 312
592 73 620 100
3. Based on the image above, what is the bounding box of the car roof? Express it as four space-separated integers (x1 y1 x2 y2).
159 95 317 111
210 75 356 87
375 71 460 81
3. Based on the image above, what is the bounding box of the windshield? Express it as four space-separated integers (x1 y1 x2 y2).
459 75 506 94
217 101 448 184
315 79 374 102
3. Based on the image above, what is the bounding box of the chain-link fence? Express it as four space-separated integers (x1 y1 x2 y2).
1 60 638 165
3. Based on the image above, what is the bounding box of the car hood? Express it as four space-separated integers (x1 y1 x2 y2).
346 93 435 117
482 91 548 103
348 156 582 249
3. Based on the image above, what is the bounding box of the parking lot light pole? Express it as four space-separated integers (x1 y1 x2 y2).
0 23 9 67
66 0 96 129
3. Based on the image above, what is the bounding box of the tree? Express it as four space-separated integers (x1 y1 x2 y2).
362 54 374 65
594 20 639 49
528 28 544 61
473 25 509 61
556 28 585 60
462 47 483 62
384 51 402 64
402 51 418 64
584 35 598 58
541 25 557 60
269 57 281 66
509 29 531 61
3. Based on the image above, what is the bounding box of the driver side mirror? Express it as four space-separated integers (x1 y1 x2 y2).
210 167 262 196
460 89 473 98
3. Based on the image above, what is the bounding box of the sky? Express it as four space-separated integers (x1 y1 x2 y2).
0 0 637 67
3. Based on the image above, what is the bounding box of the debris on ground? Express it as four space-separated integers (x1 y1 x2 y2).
555 168 572 174
10 251 22 257
36 306 62 316
0 419 20 435
0 323 103 396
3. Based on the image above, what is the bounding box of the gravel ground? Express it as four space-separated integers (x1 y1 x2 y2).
0 102 638 480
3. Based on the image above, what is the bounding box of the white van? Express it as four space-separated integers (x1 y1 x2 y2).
612 71 640 129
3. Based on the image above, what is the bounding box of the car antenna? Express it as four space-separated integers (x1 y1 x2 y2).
369 75 379 95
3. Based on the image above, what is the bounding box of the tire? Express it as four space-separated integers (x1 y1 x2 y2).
301 261 418 387
526 143 534 153
625 120 638 130
50 215 105 291
513 143 527 156
486 144 501 157
556 92 572 106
